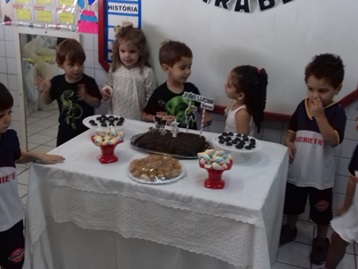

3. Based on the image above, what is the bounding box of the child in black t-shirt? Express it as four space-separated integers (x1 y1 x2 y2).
36 39 102 146
142 40 211 129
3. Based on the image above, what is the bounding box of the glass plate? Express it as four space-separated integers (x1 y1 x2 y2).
130 133 212 159
82 114 126 130
212 134 263 153
127 166 185 185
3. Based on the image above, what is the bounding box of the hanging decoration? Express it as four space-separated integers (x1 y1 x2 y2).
202 0 294 13
77 0 98 33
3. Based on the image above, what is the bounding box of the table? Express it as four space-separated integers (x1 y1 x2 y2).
23 120 288 269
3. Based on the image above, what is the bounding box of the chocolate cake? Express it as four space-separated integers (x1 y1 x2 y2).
132 130 207 157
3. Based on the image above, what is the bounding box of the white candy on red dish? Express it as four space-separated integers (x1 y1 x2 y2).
93 126 124 146
198 149 232 170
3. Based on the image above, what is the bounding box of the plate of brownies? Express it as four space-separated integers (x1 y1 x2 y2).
212 132 263 153
83 114 126 130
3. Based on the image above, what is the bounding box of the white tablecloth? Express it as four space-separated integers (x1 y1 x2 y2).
24 120 288 269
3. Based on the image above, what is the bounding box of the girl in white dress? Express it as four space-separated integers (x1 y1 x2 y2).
101 22 157 120
224 65 268 136
321 118 358 269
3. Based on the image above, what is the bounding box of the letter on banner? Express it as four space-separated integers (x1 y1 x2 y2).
234 0 250 13
258 0 276 11
215 0 231 9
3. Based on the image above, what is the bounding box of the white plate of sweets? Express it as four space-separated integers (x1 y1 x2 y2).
127 154 186 185
82 114 126 130
212 132 263 153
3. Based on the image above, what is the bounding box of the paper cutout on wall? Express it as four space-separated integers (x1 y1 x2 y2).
15 0 31 4
36 0 53 5
58 0 74 7
78 10 98 33
36 10 53 22
36 0 52 5
15 6 32 21
77 0 98 33
77 0 85 9
58 10 75 24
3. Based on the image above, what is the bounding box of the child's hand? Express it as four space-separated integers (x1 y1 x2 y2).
310 97 325 119
156 112 175 125
101 85 113 101
287 141 296 163
36 152 65 164
164 115 175 125
203 112 212 127
35 76 51 93
77 84 87 101
156 111 167 119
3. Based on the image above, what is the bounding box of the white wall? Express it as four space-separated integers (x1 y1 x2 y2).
142 0 358 114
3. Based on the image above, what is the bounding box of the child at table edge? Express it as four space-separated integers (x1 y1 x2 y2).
142 40 211 129
279 53 346 265
0 82 64 269
223 65 268 136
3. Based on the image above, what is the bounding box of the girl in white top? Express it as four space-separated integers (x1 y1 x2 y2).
224 65 268 136
101 22 157 120
321 118 358 269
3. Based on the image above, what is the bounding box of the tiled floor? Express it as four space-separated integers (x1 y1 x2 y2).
17 110 358 269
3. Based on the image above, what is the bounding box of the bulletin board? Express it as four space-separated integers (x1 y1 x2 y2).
98 0 141 70
1 0 78 30
0 0 99 33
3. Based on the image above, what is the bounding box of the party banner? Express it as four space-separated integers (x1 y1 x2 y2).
202 0 294 13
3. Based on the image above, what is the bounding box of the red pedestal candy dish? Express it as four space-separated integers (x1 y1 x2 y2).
91 127 124 164
198 149 233 189
96 141 122 163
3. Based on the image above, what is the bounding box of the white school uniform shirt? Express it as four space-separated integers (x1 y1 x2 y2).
0 130 24 232
287 99 346 189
